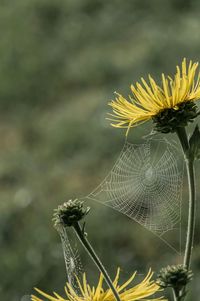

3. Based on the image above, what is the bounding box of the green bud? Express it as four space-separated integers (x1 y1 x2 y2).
189 125 200 160
53 199 90 228
157 265 193 291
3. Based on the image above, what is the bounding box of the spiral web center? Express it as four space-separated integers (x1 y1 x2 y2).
86 138 183 253
145 165 154 180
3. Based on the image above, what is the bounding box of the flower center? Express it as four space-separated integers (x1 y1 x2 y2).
152 102 199 133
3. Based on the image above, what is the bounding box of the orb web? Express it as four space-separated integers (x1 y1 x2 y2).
58 226 83 292
86 138 183 249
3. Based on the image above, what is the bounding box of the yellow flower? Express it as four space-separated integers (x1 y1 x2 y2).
108 58 200 135
31 269 166 301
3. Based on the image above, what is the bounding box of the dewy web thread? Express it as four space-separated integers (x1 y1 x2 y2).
85 137 184 253
58 226 83 293
59 138 184 290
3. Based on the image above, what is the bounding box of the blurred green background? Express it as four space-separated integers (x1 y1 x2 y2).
1 0 200 300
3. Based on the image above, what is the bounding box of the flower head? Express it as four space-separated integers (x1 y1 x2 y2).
53 199 90 228
157 264 193 290
109 58 200 135
32 269 166 301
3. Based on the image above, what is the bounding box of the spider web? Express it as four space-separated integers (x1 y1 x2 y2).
86 138 183 253
58 226 83 293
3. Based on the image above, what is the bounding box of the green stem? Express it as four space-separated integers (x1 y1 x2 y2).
176 127 196 270
176 127 196 300
73 222 121 301
172 288 178 301
172 288 182 301
183 159 195 269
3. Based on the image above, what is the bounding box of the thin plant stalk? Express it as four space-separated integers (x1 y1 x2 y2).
172 288 178 301
176 127 196 299
172 288 182 301
73 222 121 301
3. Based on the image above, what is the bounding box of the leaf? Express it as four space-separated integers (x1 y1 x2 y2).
189 125 200 160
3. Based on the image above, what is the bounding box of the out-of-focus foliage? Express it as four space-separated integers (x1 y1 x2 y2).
0 0 200 300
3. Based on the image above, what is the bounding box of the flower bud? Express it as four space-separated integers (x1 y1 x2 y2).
157 264 193 291
53 199 90 228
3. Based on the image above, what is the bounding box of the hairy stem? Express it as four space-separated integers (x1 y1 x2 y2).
73 222 121 301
